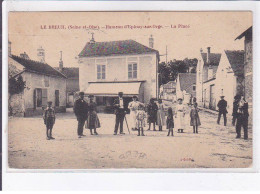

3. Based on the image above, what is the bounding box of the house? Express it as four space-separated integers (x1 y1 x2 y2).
8 44 67 117
77 35 159 112
176 73 196 104
215 50 245 113
235 26 253 126
196 47 221 110
159 81 176 101
54 51 79 107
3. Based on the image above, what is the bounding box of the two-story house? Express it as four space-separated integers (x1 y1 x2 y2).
77 37 160 112
196 47 221 110
235 26 253 125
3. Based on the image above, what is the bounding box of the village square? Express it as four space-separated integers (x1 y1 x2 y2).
7 12 253 169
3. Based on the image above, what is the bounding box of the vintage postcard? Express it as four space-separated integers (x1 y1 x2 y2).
7 11 253 169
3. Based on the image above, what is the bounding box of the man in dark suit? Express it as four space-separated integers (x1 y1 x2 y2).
236 96 249 140
74 92 88 138
113 92 127 135
217 96 228 126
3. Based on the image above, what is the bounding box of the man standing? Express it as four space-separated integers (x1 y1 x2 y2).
232 95 240 126
236 96 249 140
74 92 88 138
217 96 228 126
113 92 127 135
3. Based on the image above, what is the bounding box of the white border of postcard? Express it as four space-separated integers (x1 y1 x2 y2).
2 0 260 190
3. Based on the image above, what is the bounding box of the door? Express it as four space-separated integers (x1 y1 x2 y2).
209 84 215 110
55 90 60 107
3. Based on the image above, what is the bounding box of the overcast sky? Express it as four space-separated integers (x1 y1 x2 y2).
9 12 252 67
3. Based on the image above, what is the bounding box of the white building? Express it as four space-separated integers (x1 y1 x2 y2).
215 50 245 113
77 37 160 112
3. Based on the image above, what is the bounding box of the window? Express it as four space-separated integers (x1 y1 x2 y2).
34 88 47 108
128 63 137 79
97 65 106 80
193 85 196 91
44 76 49 87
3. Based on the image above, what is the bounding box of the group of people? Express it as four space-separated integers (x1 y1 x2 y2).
42 91 249 141
217 95 249 140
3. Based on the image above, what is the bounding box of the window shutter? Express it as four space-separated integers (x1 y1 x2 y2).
42 88 48 107
33 89 36 109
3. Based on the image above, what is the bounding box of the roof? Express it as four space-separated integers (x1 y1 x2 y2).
201 52 221 66
235 26 252 40
79 39 159 58
225 50 245 76
178 73 196 91
54 67 79 78
10 55 67 78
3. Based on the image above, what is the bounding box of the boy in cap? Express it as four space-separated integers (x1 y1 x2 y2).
43 101 56 140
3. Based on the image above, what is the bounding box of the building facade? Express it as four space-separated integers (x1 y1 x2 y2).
55 51 79 107
196 47 221 110
176 73 196 104
159 81 176 101
235 26 253 125
9 48 67 117
215 50 245 114
78 38 159 112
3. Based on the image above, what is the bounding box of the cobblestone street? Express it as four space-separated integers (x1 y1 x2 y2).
8 107 252 169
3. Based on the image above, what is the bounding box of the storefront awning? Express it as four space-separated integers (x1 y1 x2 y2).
85 82 142 96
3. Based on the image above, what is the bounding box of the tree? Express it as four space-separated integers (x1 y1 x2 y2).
8 75 26 115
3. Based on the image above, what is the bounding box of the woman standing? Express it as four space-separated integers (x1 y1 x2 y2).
85 95 101 135
157 99 166 131
128 96 140 131
175 98 186 133
147 98 158 131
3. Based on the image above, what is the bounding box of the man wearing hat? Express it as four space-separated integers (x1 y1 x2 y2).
113 92 127 135
217 96 228 126
74 92 89 138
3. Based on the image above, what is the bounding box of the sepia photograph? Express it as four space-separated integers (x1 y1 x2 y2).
7 11 253 169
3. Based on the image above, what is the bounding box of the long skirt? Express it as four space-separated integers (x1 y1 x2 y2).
175 111 185 129
129 110 137 129
85 111 101 129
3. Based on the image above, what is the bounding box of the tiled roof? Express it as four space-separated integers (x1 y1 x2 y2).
225 50 245 76
11 55 66 78
201 52 221 66
178 73 196 92
79 39 159 57
54 67 79 78
235 26 252 40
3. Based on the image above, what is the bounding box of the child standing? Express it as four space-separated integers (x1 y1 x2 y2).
166 107 174 136
190 103 201 133
136 104 146 136
43 101 56 140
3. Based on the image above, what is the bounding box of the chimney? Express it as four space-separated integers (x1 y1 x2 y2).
59 51 63 70
37 46 45 63
89 32 95 44
149 35 154 48
207 47 211 64
20 52 30 59
8 41 11 56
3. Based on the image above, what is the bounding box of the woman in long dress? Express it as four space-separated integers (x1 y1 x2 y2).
175 98 186 133
128 96 140 131
157 99 166 131
85 95 101 135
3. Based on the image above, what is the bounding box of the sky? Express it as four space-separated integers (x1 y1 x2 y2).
9 11 252 67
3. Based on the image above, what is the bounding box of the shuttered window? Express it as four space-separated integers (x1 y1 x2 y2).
34 88 48 108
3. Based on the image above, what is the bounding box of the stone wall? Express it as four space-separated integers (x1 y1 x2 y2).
9 93 25 117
